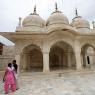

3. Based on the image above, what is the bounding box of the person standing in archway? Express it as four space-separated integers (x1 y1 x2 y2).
87 56 91 69
12 60 19 90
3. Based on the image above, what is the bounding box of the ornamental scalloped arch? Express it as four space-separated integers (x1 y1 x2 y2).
19 43 43 72
48 38 74 52
20 43 43 54
80 42 95 68
80 42 95 50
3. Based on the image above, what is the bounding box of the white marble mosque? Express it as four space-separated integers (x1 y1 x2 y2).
0 3 95 73
1 3 95 95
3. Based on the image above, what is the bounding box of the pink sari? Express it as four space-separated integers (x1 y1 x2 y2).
5 67 15 84
4 67 16 93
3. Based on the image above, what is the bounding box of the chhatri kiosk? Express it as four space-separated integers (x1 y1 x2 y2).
1 4 95 73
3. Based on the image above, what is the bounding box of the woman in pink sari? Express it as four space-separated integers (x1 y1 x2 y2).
3 63 16 94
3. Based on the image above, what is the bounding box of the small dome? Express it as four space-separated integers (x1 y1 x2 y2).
71 16 90 29
22 14 45 28
46 11 69 26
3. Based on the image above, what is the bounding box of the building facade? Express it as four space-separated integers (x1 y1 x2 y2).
0 43 14 70
1 5 95 73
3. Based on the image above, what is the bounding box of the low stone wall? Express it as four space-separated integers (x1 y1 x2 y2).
0 55 14 71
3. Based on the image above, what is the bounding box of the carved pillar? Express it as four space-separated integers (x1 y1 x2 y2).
67 52 71 68
43 51 50 72
23 54 27 70
74 42 82 70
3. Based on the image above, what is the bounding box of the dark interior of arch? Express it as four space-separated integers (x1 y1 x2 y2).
20 44 43 72
81 44 95 68
49 41 76 71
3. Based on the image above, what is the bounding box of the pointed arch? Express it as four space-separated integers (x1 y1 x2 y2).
20 44 43 72
81 43 95 69
49 41 76 71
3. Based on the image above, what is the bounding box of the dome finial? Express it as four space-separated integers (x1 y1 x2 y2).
33 5 37 14
92 21 95 29
75 8 78 17
55 2 58 12
18 17 22 26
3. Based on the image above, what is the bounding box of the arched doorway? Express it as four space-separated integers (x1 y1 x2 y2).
21 44 43 72
81 44 95 69
49 41 76 71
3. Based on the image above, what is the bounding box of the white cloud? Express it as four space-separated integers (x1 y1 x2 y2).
0 0 95 32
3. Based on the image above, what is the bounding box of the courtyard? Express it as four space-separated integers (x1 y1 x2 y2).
0 69 95 95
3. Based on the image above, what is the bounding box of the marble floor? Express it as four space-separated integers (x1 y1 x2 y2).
0 70 95 95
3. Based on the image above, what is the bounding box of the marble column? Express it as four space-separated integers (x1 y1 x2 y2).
89 55 94 69
23 54 27 70
43 52 50 72
27 55 30 70
74 46 82 70
67 52 71 68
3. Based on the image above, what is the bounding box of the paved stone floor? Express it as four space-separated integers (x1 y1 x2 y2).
0 70 95 95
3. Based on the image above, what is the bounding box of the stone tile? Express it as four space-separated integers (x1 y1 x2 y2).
0 71 95 95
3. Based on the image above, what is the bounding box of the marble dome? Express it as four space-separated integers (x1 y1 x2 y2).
71 16 90 29
46 11 69 26
22 13 45 28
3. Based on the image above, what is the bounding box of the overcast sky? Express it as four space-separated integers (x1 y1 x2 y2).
0 0 95 45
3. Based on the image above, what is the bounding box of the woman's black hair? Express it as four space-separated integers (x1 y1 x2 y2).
12 60 16 64
8 63 12 68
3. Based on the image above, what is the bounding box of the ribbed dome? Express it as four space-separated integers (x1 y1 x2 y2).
46 11 69 26
22 14 45 28
71 16 90 29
